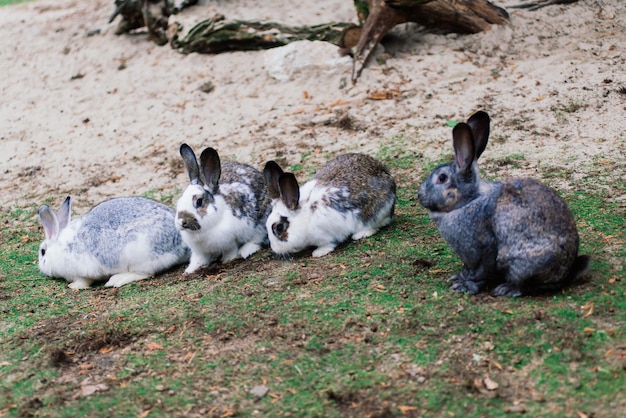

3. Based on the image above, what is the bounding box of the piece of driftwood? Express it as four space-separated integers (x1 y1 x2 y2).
108 0 509 81
509 0 579 11
171 14 353 54
109 0 198 44
349 0 509 82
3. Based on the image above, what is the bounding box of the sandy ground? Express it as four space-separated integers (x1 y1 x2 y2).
0 0 625 213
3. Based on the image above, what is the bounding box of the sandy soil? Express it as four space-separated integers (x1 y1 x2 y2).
1 0 624 213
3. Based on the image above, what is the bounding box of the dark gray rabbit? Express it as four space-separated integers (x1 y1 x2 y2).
418 111 589 297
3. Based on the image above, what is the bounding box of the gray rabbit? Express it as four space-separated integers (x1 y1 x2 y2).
38 196 190 289
418 111 589 297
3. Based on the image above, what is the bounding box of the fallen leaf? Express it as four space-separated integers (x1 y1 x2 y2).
0 405 17 417
138 409 151 418
576 412 590 418
98 346 115 354
582 302 594 318
79 363 93 371
367 90 400 100
398 405 418 415
80 383 108 397
490 359 503 371
219 408 236 418
146 342 163 351
0 361 10 367
484 376 499 391
184 352 196 363
328 99 350 108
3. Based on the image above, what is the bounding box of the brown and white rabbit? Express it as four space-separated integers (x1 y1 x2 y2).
175 144 271 274
263 153 397 257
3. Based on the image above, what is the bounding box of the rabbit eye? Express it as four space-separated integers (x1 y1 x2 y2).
437 173 448 184
40 248 46 257
272 217 290 241
195 197 204 208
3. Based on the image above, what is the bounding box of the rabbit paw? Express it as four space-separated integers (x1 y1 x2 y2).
68 278 94 290
221 247 240 263
312 245 336 257
105 272 149 288
184 253 215 275
352 228 377 241
450 280 483 294
239 242 261 259
448 274 463 283
448 270 485 295
492 283 522 297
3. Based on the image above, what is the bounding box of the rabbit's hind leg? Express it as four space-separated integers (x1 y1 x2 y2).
105 272 150 288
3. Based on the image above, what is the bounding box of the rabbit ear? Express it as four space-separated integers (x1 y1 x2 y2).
278 173 300 210
180 143 202 185
466 111 490 160
38 205 59 240
453 123 476 174
263 161 284 199
200 147 221 194
56 196 72 230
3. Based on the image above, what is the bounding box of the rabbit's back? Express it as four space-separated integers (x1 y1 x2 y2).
219 161 271 223
77 197 185 266
493 178 580 288
313 153 396 222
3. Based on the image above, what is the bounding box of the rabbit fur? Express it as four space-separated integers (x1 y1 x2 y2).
418 111 589 297
263 153 397 257
38 196 190 289
175 144 271 274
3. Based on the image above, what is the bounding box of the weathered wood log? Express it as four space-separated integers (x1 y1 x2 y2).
350 0 510 82
509 0 579 11
171 15 352 54
109 0 198 43
108 0 510 82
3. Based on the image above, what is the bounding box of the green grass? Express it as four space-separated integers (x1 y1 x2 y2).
0 0 32 6
1 147 624 417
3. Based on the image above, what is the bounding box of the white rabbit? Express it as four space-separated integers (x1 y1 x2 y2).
175 144 271 274
38 196 190 289
263 153 397 257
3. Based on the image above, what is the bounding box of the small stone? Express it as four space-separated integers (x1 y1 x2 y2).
250 385 269 398
484 376 499 391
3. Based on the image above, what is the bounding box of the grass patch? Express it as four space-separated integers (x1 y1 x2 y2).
1 156 624 417
0 0 32 6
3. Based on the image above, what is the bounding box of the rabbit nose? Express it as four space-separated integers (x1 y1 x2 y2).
177 211 201 231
